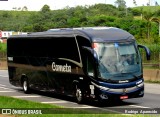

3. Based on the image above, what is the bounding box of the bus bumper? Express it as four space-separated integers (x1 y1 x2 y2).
96 86 144 101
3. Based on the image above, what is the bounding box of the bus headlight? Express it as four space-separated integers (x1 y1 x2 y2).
136 80 144 88
91 82 109 91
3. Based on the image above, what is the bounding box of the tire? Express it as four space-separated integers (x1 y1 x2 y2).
75 85 84 104
22 78 30 94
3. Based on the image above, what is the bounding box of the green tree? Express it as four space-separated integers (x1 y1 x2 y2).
12 7 17 11
41 4 51 13
30 5 53 31
155 1 159 6
88 4 119 17
22 6 28 11
143 11 154 40
133 0 137 6
151 17 160 37
114 0 126 10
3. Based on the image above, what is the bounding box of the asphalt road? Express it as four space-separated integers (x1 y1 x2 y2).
0 70 160 114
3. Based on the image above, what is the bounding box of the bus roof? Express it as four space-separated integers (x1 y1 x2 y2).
9 27 135 42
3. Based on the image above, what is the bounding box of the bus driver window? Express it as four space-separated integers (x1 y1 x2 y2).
87 56 94 77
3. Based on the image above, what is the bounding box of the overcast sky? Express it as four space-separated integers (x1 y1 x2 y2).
0 0 159 11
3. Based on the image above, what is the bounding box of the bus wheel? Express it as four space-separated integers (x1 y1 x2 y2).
22 78 30 94
75 86 83 104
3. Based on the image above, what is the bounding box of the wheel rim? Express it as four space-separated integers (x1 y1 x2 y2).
76 89 82 102
23 80 27 91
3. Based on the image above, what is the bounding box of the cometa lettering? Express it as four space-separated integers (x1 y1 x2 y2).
52 62 71 73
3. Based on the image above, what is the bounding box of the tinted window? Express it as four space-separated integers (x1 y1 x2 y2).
47 37 80 63
8 37 81 63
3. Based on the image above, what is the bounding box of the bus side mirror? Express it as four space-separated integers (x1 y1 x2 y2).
138 45 151 60
82 46 99 64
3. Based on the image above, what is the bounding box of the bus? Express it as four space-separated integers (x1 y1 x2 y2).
7 27 150 104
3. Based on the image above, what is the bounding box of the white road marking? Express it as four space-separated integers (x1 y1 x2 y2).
0 91 16 92
0 84 6 87
42 101 97 108
129 105 150 108
12 95 41 98
0 75 8 78
67 106 97 108
0 86 12 90
41 101 71 104
0 70 7 72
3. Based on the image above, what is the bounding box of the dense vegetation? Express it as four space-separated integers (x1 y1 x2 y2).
0 3 160 54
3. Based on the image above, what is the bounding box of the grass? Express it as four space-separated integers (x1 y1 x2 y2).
145 80 160 84
0 96 126 117
0 96 59 108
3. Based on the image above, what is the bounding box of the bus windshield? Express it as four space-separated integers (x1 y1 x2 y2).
94 41 142 81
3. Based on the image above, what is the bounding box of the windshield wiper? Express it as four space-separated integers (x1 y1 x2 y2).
120 72 140 80
98 77 118 83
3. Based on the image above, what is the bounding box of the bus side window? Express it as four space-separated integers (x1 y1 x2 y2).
87 56 94 77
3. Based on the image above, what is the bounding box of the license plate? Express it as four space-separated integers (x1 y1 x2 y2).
120 95 128 99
